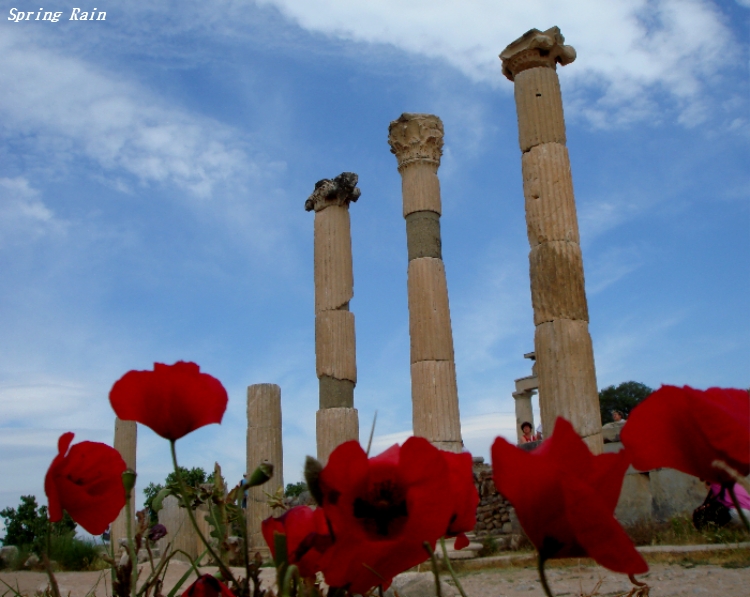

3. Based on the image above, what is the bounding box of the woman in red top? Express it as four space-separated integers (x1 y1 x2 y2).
519 421 538 444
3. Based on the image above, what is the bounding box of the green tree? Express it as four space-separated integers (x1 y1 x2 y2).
284 482 307 498
599 381 654 424
0 495 76 551
143 466 213 524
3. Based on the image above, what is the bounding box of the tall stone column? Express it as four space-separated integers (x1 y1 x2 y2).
246 383 284 555
305 173 360 465
388 114 462 453
111 418 136 551
500 27 602 453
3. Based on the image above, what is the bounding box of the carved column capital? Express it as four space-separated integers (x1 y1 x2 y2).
500 26 576 81
388 113 444 170
305 172 361 212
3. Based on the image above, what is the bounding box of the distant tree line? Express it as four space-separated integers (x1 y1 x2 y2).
599 381 653 424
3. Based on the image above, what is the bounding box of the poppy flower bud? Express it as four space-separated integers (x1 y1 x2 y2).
148 523 168 542
246 460 273 487
122 469 137 494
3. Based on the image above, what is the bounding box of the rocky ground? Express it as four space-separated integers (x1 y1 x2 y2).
1 547 748 597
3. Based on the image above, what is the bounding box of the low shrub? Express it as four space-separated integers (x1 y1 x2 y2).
625 514 750 546
48 535 104 571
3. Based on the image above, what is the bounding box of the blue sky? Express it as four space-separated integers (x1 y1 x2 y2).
1 0 748 535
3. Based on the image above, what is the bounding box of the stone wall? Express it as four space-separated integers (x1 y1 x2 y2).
472 460 515 540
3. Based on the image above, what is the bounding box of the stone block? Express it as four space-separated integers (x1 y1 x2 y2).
529 241 589 324
158 495 201 562
522 143 580 246
319 375 354 409
384 572 457 597
314 204 353 311
407 257 455 363
400 162 442 217
315 310 356 383
649 468 706 523
535 319 601 444
406 210 442 260
514 66 566 152
411 360 462 447
615 471 653 526
316 407 359 465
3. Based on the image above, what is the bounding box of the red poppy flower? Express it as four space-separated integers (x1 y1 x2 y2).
492 418 647 574
441 450 479 550
317 438 454 594
181 575 235 597
109 361 228 441
620 385 750 484
44 432 127 536
262 505 331 578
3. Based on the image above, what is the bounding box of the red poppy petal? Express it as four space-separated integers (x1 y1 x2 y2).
492 435 566 550
45 435 126 535
563 476 648 574
454 533 470 550
621 386 750 482
109 362 228 440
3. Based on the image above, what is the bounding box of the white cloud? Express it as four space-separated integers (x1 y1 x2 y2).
256 0 735 126
0 178 66 244
0 31 251 199
586 244 645 294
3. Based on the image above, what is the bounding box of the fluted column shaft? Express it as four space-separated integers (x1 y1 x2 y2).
246 383 284 554
501 27 602 453
388 114 462 453
111 418 136 551
306 174 360 464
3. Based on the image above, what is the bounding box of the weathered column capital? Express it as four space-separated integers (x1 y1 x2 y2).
500 26 576 81
388 113 444 170
305 172 361 212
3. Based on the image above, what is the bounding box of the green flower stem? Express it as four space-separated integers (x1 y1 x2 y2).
125 489 138 597
727 483 750 533
42 520 61 597
170 440 237 587
281 564 300 597
439 538 468 597
537 554 555 597
422 541 442 597
238 498 250 597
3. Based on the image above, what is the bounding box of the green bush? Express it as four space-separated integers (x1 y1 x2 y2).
0 495 76 553
48 535 104 571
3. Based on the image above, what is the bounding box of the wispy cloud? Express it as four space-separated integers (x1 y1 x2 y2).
0 30 254 199
255 0 738 126
0 178 66 245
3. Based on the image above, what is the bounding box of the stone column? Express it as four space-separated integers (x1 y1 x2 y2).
305 173 361 464
388 114 462 453
246 384 284 556
500 27 602 453
111 418 136 552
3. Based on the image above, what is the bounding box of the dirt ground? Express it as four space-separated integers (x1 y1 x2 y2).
456 561 749 597
2 550 749 597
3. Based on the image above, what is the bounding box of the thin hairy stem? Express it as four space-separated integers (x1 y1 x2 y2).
422 542 442 597
439 538 468 597
537 554 555 597
170 441 237 586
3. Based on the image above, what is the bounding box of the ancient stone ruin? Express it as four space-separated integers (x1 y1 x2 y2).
388 114 463 453
106 25 707 561
501 26 603 454
305 173 361 465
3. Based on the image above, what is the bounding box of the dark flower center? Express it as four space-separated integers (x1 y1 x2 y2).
353 480 408 537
